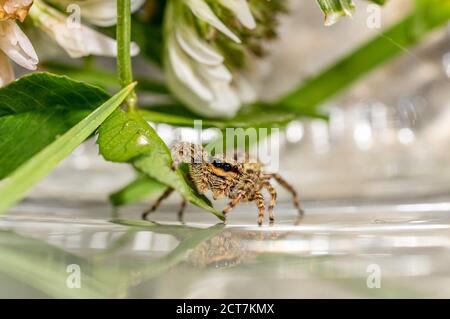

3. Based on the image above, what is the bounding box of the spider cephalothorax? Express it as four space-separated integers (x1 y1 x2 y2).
142 142 304 225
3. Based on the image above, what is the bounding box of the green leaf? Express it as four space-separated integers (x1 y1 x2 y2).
110 174 166 207
98 110 224 221
97 109 163 162
40 62 121 91
0 72 110 180
0 83 136 215
279 0 450 114
42 61 169 95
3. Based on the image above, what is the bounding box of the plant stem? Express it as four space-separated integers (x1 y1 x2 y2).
117 0 137 111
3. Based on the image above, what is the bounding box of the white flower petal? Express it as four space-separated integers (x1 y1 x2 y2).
197 63 232 83
219 0 256 29
165 42 240 118
166 60 218 117
0 20 38 70
11 21 38 61
167 63 239 118
163 0 257 118
186 0 241 43
130 0 146 13
130 42 140 56
168 38 213 102
0 51 14 87
209 82 241 117
175 25 223 66
30 2 139 58
70 26 140 58
233 74 257 104
52 0 145 27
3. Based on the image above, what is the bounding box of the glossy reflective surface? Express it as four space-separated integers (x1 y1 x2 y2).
1 199 450 298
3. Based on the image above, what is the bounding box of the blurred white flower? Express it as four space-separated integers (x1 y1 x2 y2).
164 0 258 118
0 0 144 85
48 0 145 27
0 19 38 68
29 0 139 58
0 1 38 86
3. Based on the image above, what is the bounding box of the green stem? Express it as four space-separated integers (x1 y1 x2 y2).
117 0 137 111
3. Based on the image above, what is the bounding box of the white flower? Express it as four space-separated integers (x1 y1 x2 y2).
29 0 139 58
0 1 37 86
0 19 38 85
0 19 37 69
164 0 257 118
0 0 144 85
48 0 145 27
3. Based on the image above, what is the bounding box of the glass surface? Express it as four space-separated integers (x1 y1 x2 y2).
2 199 450 298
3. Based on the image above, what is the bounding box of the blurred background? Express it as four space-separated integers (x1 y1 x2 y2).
2 0 450 298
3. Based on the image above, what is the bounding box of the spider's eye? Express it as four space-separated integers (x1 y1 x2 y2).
223 163 232 172
213 160 222 168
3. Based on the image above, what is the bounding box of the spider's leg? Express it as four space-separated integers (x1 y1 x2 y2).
255 191 266 225
223 195 242 218
263 183 277 221
269 173 304 216
178 198 187 222
142 188 174 220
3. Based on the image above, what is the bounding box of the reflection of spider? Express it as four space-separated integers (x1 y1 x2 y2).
188 231 248 269
142 143 304 225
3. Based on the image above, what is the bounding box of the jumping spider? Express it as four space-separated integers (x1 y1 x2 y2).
142 143 304 225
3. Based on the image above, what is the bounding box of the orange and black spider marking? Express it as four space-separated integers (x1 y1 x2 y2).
142 142 304 225
209 158 241 176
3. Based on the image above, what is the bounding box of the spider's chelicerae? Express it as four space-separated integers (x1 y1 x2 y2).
142 143 304 225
